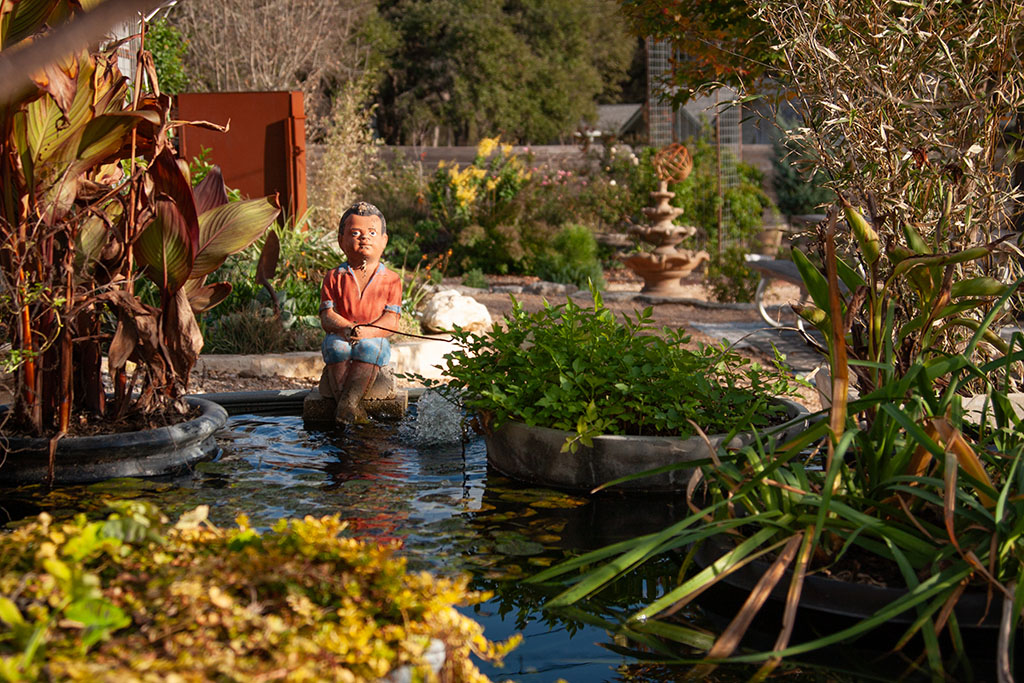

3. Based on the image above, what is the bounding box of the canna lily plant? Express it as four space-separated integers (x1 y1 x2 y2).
0 0 280 440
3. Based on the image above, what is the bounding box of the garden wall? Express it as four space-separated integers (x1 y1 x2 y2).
307 143 776 183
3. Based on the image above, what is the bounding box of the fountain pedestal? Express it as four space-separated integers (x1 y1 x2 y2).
624 180 709 296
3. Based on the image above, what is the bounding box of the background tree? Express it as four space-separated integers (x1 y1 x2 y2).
618 0 774 104
375 0 634 145
167 0 392 140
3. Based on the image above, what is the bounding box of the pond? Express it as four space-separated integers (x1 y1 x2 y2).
0 401 950 681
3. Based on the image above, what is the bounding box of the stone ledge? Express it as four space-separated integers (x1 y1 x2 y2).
194 336 460 382
302 387 409 426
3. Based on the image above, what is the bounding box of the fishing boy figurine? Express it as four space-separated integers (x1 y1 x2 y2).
319 202 402 423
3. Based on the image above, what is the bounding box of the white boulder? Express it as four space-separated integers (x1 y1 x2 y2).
420 289 492 333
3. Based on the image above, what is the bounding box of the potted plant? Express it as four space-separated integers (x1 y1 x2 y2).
420 287 804 493
0 1 281 484
527 2 1024 678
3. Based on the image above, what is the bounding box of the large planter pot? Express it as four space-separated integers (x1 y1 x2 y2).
693 537 1002 632
484 398 808 493
0 397 228 486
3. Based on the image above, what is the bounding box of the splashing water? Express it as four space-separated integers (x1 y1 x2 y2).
412 390 464 446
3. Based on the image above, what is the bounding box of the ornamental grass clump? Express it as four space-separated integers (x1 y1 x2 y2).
0 502 518 682
431 287 796 452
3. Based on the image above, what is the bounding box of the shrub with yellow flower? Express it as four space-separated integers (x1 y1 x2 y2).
0 502 519 682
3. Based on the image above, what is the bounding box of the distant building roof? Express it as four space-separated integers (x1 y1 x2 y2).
593 103 644 138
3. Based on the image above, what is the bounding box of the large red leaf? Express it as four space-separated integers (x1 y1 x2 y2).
191 194 281 279
192 166 229 215
256 229 280 284
255 229 281 314
146 148 199 241
186 281 232 313
133 197 194 294
134 149 200 293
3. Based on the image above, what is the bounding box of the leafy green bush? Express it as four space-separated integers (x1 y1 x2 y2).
461 267 489 289
0 502 517 681
359 140 652 277
202 302 321 354
704 244 759 303
146 18 189 94
533 224 606 289
516 159 640 235
354 154 433 261
426 288 795 451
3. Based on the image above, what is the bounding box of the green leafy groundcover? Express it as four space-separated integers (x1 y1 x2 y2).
434 288 796 451
0 502 518 682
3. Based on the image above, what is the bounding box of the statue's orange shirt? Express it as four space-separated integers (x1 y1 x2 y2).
319 264 402 324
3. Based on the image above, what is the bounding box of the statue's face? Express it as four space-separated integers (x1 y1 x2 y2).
339 213 387 266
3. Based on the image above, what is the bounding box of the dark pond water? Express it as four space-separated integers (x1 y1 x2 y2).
0 406 951 682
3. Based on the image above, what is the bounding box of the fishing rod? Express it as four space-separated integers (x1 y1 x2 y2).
350 322 460 344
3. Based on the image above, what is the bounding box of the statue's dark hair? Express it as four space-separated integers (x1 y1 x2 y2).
338 201 386 235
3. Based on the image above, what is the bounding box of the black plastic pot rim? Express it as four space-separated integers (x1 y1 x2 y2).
694 536 1002 630
0 397 228 486
188 387 426 417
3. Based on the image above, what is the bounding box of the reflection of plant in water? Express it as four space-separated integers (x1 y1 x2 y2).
463 477 698 645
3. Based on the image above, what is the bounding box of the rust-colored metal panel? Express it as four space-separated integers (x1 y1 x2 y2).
175 91 307 221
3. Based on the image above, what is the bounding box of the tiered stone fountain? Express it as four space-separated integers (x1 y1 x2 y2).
623 144 709 296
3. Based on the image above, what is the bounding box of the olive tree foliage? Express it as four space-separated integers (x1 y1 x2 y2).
375 0 634 145
755 1 1024 253
167 0 390 141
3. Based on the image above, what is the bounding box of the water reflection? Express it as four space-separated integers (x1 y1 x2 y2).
0 410 938 682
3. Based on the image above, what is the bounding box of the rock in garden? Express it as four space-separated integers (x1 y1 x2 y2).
420 289 492 333
524 281 578 296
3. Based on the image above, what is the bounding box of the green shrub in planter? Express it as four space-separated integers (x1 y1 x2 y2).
0 503 517 681
426 287 796 451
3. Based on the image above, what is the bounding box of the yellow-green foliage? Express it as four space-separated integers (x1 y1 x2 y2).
0 502 518 682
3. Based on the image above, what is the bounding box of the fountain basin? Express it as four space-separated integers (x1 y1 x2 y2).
623 250 710 295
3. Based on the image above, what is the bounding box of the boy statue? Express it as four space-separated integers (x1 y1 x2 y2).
319 202 402 423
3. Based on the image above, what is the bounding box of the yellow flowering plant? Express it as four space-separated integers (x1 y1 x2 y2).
0 502 518 682
427 137 534 272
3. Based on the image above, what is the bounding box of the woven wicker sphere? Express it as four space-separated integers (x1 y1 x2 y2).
652 144 693 183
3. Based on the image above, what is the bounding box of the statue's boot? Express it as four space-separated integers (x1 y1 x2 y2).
321 361 350 399
334 360 378 424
